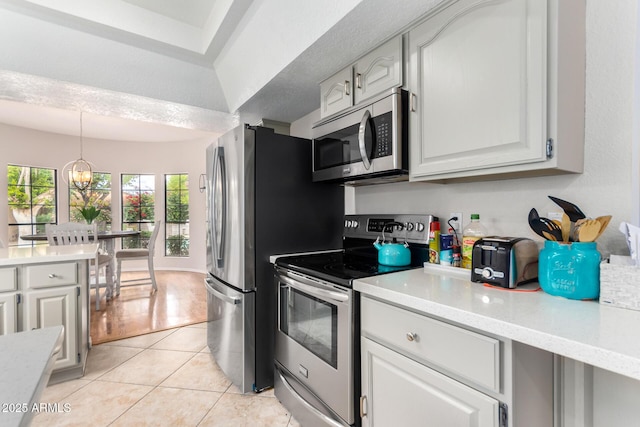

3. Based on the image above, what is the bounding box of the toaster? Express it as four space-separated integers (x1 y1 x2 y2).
470 237 539 288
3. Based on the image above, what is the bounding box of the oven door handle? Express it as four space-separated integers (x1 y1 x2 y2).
279 274 349 303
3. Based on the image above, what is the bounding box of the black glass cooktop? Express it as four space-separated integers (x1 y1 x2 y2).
275 246 424 288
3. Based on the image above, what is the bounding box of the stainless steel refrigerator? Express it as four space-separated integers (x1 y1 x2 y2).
205 125 344 393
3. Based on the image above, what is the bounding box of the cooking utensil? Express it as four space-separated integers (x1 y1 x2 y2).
561 213 571 242
528 208 546 239
529 208 564 241
539 216 563 241
548 196 587 222
593 215 612 240
577 219 601 242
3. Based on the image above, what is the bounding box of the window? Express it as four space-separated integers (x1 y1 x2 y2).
165 174 189 256
69 172 112 227
121 174 155 249
7 165 57 246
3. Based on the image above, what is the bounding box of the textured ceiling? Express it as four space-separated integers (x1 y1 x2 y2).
0 0 447 142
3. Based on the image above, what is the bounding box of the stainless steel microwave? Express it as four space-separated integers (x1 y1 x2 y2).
312 88 408 185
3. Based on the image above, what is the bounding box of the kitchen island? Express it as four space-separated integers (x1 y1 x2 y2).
0 326 64 427
0 244 97 384
354 264 640 426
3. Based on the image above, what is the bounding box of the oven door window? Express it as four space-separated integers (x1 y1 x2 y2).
280 286 338 368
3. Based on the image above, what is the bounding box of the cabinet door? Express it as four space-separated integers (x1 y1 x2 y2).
361 337 499 427
320 67 353 119
25 286 78 370
354 36 403 105
0 293 17 336
409 0 547 179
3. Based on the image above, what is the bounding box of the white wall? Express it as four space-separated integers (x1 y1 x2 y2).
0 123 212 272
291 0 638 261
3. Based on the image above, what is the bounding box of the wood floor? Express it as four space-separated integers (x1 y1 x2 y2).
89 270 207 345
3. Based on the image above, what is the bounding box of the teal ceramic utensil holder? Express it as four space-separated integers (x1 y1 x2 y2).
538 241 601 300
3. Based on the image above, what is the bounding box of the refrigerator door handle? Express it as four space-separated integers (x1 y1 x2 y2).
213 147 227 268
205 278 241 305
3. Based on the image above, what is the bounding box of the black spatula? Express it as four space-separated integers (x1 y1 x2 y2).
548 196 587 222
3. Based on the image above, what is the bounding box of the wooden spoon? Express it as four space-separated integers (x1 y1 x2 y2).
542 231 557 241
561 213 571 242
578 220 601 242
594 215 612 240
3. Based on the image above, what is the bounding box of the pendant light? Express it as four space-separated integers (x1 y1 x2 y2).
65 111 93 192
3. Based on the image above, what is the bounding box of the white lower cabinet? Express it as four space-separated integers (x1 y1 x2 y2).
361 337 499 426
0 261 89 383
360 296 554 427
0 292 18 335
24 286 79 371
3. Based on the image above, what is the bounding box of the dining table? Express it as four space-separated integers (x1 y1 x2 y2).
21 229 141 297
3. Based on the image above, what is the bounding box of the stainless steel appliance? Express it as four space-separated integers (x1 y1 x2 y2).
274 214 433 426
205 125 344 393
312 88 408 185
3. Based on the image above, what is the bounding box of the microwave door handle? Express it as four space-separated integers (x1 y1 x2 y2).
358 109 372 170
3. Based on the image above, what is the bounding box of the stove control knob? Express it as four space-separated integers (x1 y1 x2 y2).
344 220 351 228
416 223 425 232
352 220 359 228
406 223 414 231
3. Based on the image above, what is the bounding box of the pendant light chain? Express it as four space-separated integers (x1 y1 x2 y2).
70 110 92 192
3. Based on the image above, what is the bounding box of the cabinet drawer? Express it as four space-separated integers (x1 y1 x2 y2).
25 263 78 289
361 296 500 392
0 268 17 292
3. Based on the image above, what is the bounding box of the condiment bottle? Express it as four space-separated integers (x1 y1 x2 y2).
461 214 487 269
428 218 440 264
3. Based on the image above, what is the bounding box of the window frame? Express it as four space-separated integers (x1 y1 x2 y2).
7 164 58 247
164 173 189 257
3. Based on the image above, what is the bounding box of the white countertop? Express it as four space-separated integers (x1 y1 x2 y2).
354 264 640 382
0 326 64 427
0 244 98 266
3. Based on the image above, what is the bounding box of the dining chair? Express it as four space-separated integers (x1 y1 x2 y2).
45 222 112 310
114 220 161 295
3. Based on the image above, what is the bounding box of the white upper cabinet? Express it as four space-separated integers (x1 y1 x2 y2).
408 0 585 181
353 36 403 106
320 67 353 119
320 35 403 119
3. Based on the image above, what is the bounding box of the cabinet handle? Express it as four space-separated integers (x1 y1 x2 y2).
406 332 417 342
356 73 362 89
344 80 350 96
48 273 57 278
410 93 417 112
360 395 367 417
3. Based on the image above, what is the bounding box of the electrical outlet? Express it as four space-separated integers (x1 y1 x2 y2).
448 212 463 235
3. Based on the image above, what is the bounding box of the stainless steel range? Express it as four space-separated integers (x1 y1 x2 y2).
274 214 434 427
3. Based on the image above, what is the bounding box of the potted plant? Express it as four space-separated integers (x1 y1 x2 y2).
78 205 101 224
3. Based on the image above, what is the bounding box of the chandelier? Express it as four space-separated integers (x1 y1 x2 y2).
64 111 92 192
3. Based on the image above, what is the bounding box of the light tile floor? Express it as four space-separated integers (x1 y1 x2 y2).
32 323 301 427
